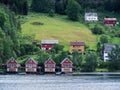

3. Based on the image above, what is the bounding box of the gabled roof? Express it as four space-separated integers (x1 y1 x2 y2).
104 44 116 52
44 58 56 65
25 57 37 64
7 57 18 64
70 41 85 46
41 40 59 44
61 58 73 64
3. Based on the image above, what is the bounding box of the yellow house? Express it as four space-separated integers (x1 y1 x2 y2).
70 41 85 53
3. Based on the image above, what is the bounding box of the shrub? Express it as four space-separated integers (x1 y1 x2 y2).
92 25 104 35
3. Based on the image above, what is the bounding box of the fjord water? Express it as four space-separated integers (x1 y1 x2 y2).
0 74 120 90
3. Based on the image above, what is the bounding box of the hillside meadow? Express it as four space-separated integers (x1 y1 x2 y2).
21 13 97 50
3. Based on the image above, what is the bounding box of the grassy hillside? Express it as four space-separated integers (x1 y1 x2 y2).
21 13 97 50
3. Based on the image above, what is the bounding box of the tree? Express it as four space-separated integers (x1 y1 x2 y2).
52 51 68 66
3 36 14 63
0 0 28 15
104 0 113 12
31 0 54 13
11 4 18 14
0 12 6 28
99 35 109 44
72 50 82 67
22 0 28 15
66 0 80 21
55 1 65 14
49 9 55 17
0 6 21 64
38 50 50 67
52 44 64 54
107 45 120 71
108 45 120 61
113 0 120 13
83 52 98 72
92 25 104 35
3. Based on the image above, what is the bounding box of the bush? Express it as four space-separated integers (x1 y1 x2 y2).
49 9 55 17
92 25 104 35
107 61 120 71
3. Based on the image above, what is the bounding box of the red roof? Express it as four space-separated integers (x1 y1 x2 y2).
25 58 37 65
7 57 18 65
44 58 56 68
7 57 18 68
61 58 73 64
70 42 85 46
44 58 56 65
61 58 73 68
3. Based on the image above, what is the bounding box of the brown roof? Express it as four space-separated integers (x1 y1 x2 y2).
70 42 85 46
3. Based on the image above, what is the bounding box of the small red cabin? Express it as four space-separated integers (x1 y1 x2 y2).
61 58 73 73
44 58 56 72
104 18 117 26
41 40 59 51
7 57 19 72
25 58 38 73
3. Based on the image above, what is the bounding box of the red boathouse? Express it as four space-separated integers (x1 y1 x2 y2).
61 58 73 73
25 58 38 73
7 57 19 72
44 58 56 72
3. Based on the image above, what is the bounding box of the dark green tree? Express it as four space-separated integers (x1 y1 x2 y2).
0 0 28 15
92 25 104 35
83 52 98 72
0 11 6 28
52 44 64 54
22 0 28 15
108 45 120 61
66 0 80 21
99 35 109 44
31 0 54 13
55 1 65 14
0 6 21 64
38 50 50 67
49 9 55 17
72 50 82 67
107 45 120 71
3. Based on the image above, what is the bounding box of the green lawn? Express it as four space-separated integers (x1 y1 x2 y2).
21 13 97 50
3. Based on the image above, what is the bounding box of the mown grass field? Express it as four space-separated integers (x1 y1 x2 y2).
21 13 97 50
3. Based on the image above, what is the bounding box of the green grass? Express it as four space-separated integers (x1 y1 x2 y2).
96 68 108 72
21 13 97 50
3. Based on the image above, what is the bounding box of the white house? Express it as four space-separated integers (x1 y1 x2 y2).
85 12 98 22
103 44 115 62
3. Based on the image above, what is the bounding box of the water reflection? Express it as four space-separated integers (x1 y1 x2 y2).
0 74 120 90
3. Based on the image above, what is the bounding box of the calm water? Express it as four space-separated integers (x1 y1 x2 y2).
0 74 120 90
